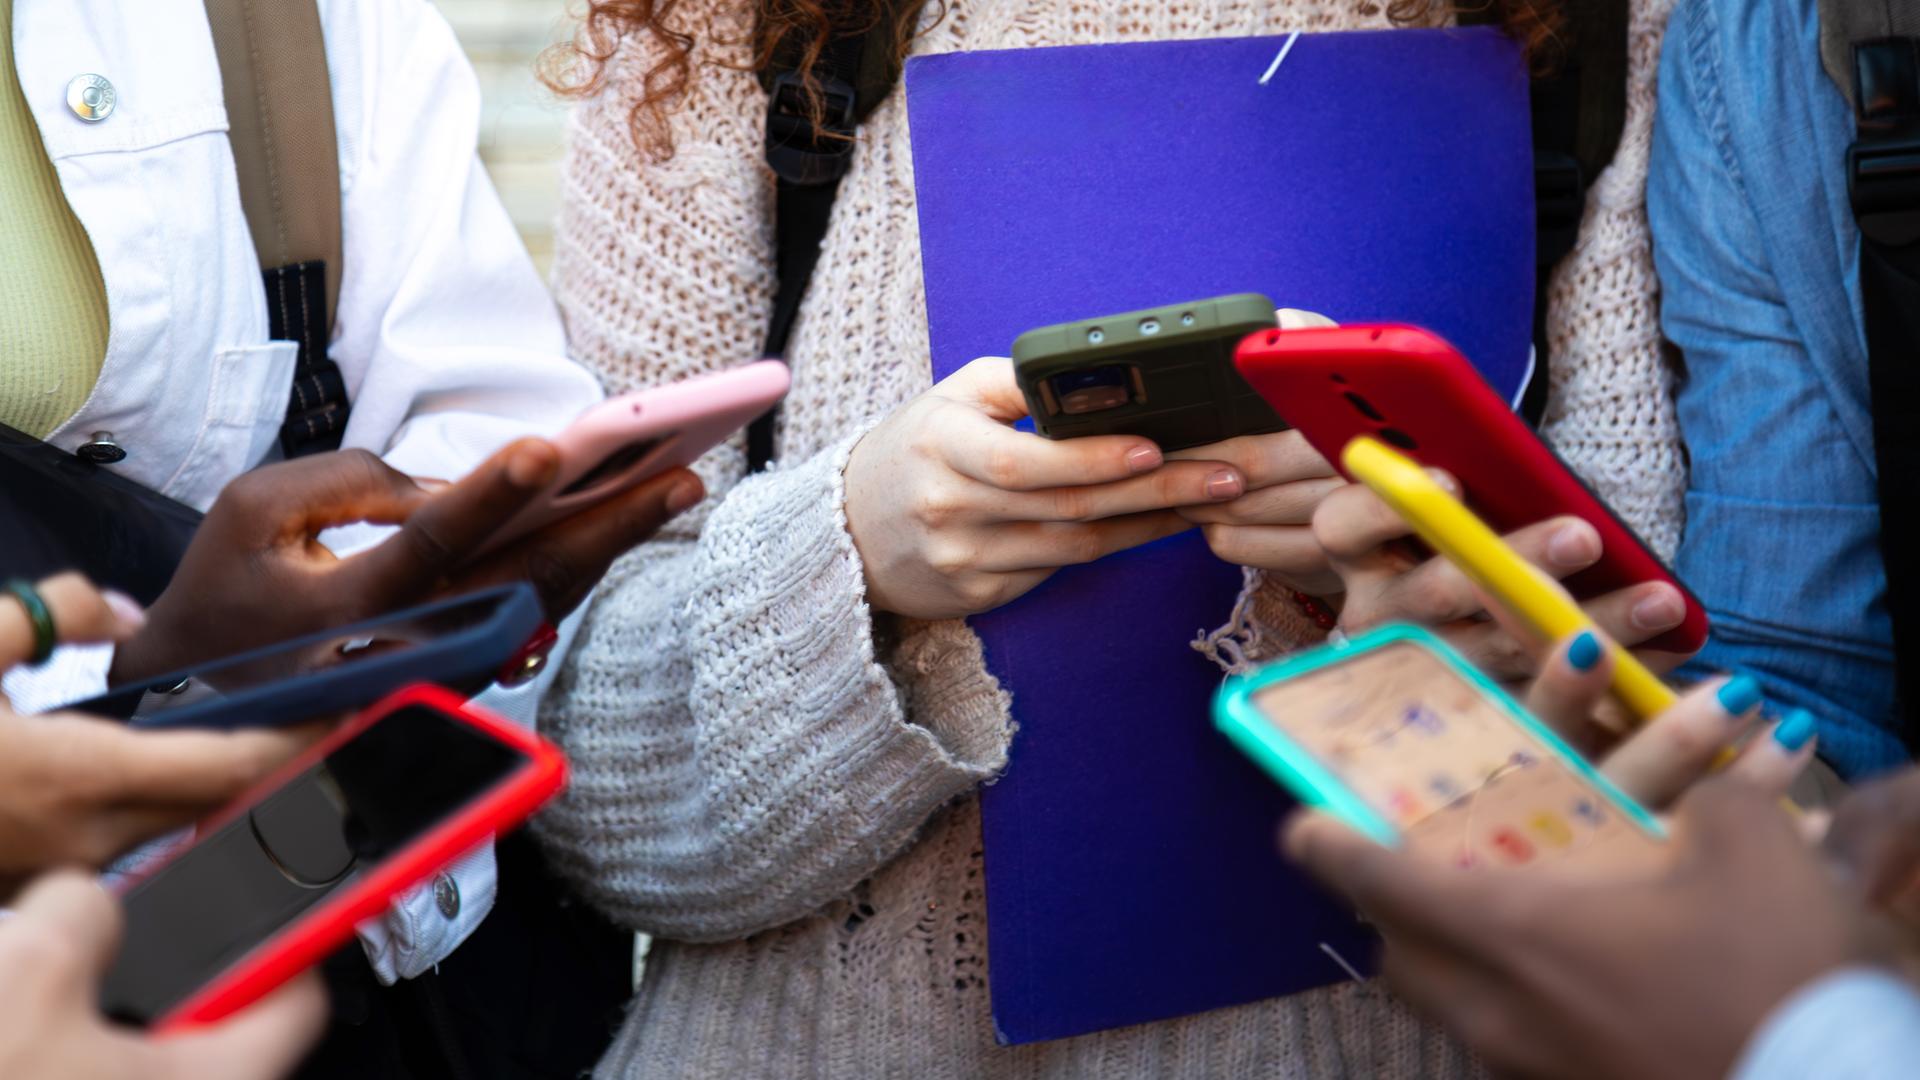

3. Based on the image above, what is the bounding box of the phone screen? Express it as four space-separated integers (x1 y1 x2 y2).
100 590 511 723
99 704 527 1024
1250 641 1662 871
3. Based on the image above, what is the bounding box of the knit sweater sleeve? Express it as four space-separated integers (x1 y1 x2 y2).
1538 0 1687 558
532 5 1010 941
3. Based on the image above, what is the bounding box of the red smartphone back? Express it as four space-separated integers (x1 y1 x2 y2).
1234 324 1707 655
131 685 567 1031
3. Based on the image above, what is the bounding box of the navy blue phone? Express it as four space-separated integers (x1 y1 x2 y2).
71 585 544 730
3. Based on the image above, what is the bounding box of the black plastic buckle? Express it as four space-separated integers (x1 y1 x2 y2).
765 70 858 187
1850 39 1920 246
1850 123 1920 246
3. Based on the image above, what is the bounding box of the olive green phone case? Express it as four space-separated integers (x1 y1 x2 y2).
1012 293 1286 451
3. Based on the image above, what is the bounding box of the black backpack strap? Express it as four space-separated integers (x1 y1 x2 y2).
1838 34 1920 752
748 6 921 472
1463 2 1628 427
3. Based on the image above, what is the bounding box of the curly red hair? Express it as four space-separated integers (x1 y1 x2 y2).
544 1 1564 163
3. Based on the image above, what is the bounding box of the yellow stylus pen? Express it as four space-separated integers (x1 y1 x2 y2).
1340 435 1680 720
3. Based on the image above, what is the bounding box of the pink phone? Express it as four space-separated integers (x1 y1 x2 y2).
473 360 790 557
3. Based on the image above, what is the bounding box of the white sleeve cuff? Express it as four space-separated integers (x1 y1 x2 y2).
350 606 583 981
355 839 497 984
1733 967 1920 1080
3 641 114 714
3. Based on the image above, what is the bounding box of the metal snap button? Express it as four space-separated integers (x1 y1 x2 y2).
75 432 126 464
66 74 115 122
433 872 460 919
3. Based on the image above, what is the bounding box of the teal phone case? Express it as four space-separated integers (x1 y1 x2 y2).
1212 623 1665 846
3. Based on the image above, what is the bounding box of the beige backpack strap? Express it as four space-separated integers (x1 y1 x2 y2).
203 0 342 332
1817 0 1920 114
204 0 349 456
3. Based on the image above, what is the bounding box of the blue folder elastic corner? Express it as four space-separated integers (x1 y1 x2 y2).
904 27 1535 1045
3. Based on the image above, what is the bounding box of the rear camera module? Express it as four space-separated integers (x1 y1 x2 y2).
1049 365 1135 415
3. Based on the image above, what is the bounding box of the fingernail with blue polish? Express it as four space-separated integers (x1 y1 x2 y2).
1567 631 1602 672
1716 675 1762 717
1773 709 1818 752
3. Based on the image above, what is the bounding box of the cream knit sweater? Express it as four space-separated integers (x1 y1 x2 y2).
535 1 1684 1076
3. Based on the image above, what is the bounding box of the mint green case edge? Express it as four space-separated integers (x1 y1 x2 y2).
1211 623 1667 847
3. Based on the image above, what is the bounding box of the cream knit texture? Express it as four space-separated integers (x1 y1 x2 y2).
536 2 1685 1076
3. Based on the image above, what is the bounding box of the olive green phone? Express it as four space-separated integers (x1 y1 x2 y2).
1012 293 1286 451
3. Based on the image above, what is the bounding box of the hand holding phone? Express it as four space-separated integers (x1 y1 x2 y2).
843 356 1248 620
1234 324 1708 656
113 433 700 687
1014 294 1287 451
76 584 545 731
99 685 566 1031
469 360 791 558
1216 624 1667 872
0 574 311 900
0 871 325 1080
1340 436 1680 721
1281 774 1863 1080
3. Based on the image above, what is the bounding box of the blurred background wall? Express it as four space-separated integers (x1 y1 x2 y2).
440 0 574 277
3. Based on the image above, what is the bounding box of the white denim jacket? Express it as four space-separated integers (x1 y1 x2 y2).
1 0 603 980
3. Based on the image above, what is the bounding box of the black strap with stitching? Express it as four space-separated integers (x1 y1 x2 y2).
749 6 920 472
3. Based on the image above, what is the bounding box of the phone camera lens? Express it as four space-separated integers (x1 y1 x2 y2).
1049 365 1135 415
1087 327 1105 345
1379 426 1420 451
1139 318 1161 336
1343 392 1385 421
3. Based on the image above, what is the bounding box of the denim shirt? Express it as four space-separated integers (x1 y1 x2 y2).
1650 0 1908 777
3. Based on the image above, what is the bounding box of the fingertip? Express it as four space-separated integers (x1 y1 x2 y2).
504 439 560 489
269 970 332 1042
1279 811 1314 860
1714 674 1763 718
101 590 148 637
1281 810 1352 865
1629 582 1687 634
1544 517 1602 571
1204 467 1245 501
1124 443 1163 474
35 573 125 646
1772 708 1819 753
665 471 705 515
14 869 122 963
1276 308 1338 330
1564 630 1603 673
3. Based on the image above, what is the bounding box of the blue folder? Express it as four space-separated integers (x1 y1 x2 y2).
904 27 1536 1045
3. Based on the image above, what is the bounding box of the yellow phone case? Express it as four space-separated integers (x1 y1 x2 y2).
1340 436 1679 721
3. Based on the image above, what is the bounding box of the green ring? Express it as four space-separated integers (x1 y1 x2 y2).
3 580 56 665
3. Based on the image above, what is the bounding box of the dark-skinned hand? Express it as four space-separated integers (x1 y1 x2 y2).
1820 766 1920 975
109 441 703 684
1287 775 1878 1080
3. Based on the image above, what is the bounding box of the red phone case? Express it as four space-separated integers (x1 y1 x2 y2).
1233 324 1708 655
132 684 567 1032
